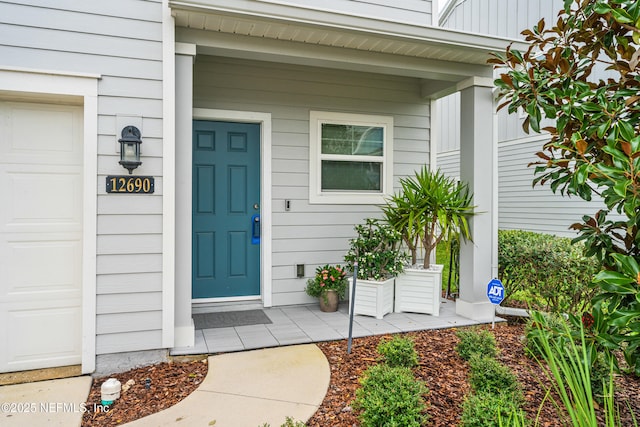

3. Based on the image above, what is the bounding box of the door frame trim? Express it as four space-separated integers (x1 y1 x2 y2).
191 109 273 306
0 67 99 374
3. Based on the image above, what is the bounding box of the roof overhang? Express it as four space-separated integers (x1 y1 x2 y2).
170 0 528 98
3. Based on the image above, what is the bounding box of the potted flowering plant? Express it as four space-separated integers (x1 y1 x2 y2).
344 218 407 319
382 167 475 316
305 264 348 312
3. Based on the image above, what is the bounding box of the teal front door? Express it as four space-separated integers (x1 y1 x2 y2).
192 121 261 299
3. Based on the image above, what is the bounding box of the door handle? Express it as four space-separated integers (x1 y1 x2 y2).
251 214 260 245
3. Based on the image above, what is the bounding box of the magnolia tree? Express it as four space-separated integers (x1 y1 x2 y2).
490 0 640 374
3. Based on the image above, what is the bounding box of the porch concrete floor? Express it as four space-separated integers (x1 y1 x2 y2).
171 299 500 355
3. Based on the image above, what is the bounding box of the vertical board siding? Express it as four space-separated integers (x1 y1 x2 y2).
0 0 165 354
194 56 430 305
439 0 562 145
436 92 460 153
441 0 559 39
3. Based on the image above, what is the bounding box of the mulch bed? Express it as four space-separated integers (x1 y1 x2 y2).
307 321 640 427
81 359 208 426
81 322 640 426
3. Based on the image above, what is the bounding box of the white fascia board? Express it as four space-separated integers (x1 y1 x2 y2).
181 28 491 81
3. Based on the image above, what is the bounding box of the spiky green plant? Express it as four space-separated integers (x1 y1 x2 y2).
382 167 475 268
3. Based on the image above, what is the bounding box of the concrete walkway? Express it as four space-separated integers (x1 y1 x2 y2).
0 344 328 427
0 301 498 426
123 344 329 426
0 375 92 427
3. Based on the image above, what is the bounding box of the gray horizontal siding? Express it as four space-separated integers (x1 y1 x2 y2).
96 312 163 335
96 330 163 355
194 55 431 305
498 139 611 237
436 151 459 179
0 0 165 355
97 273 163 294
2 0 162 21
435 137 615 237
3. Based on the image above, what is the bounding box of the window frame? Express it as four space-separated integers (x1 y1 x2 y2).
309 111 393 204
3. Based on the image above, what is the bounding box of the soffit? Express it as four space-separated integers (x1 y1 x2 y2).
170 1 526 67
170 1 530 98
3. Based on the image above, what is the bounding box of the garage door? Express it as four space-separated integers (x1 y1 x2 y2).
0 101 83 373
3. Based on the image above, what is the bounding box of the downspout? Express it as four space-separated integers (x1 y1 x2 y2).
495 305 530 318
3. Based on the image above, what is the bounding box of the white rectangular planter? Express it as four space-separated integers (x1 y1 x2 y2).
394 265 443 316
348 277 395 319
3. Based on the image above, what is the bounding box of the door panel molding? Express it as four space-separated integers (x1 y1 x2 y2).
190 109 272 306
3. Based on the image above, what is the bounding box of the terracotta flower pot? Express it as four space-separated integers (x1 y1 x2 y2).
319 289 339 312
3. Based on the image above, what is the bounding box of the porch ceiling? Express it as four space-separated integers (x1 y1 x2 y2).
170 0 528 97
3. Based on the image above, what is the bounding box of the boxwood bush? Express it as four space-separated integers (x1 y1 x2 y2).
498 230 599 315
353 364 428 427
457 328 527 427
456 327 498 361
468 354 522 402
460 391 525 427
377 336 419 368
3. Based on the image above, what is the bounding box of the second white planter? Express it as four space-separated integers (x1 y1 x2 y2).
394 265 443 316
348 277 395 319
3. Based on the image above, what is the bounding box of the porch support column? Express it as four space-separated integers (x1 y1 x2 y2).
456 77 497 321
174 42 196 347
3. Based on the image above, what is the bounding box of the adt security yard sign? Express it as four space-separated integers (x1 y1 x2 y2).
487 278 504 329
487 279 505 305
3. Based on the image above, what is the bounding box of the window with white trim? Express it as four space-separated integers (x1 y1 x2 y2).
309 111 393 204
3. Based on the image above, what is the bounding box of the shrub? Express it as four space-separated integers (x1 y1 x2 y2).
524 311 613 402
344 218 407 281
258 417 305 427
493 0 640 375
377 336 419 368
524 312 570 359
468 354 522 401
456 327 498 361
498 230 599 315
460 391 524 427
353 364 428 427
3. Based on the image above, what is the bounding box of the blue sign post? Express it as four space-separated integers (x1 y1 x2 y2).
486 279 505 328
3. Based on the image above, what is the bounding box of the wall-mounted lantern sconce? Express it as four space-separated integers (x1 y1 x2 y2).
118 125 142 174
296 264 305 278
